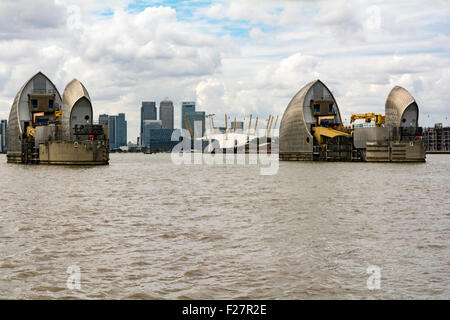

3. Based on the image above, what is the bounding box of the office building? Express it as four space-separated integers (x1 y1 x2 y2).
141 101 156 143
109 113 127 150
142 120 162 147
186 111 205 138
424 123 450 152
181 101 196 120
181 101 205 138
160 97 174 129
98 114 109 125
0 119 7 153
147 128 180 152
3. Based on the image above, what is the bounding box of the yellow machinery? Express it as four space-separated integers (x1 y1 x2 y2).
350 113 385 127
54 110 62 122
26 126 35 141
312 126 350 146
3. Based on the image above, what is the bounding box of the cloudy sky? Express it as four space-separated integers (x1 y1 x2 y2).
0 0 449 142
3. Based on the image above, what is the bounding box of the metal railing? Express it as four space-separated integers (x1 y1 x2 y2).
73 124 106 136
31 89 57 94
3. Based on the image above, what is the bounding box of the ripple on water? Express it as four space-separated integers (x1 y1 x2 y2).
0 153 449 299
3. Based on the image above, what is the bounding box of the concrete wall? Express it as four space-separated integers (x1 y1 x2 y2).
365 141 390 162
353 127 390 149
366 140 425 162
39 140 109 165
35 124 58 147
391 141 425 162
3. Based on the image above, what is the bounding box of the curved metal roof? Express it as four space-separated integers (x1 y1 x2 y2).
385 86 418 127
279 79 342 156
61 79 92 140
7 72 61 155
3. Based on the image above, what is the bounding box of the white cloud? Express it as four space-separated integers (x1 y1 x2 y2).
0 0 67 39
196 78 225 110
1 0 450 141
0 3 226 140
249 27 266 40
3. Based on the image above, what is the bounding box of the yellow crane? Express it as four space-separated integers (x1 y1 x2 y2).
350 113 385 127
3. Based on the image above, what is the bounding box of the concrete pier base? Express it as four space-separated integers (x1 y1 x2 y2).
39 140 109 165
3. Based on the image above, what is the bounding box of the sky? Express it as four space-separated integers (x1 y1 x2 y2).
0 0 449 142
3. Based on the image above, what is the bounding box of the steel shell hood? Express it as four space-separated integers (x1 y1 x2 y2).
61 79 92 140
7 72 61 155
385 86 418 127
279 79 342 157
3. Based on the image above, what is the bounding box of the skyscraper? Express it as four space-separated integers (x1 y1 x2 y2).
0 119 7 153
160 97 174 129
181 101 196 125
98 114 109 125
109 113 127 149
141 102 156 144
142 120 162 147
181 101 205 138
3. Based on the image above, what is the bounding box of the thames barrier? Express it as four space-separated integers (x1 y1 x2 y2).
6 72 109 165
5 75 426 165
279 80 425 162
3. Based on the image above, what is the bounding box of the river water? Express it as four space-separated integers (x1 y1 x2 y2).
0 153 448 299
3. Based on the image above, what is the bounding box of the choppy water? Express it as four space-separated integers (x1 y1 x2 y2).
0 153 449 299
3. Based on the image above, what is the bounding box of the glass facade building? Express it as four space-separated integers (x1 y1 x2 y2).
148 128 180 153
141 102 156 144
181 102 196 122
181 101 205 138
142 120 162 147
0 119 7 153
109 113 127 150
98 114 109 125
